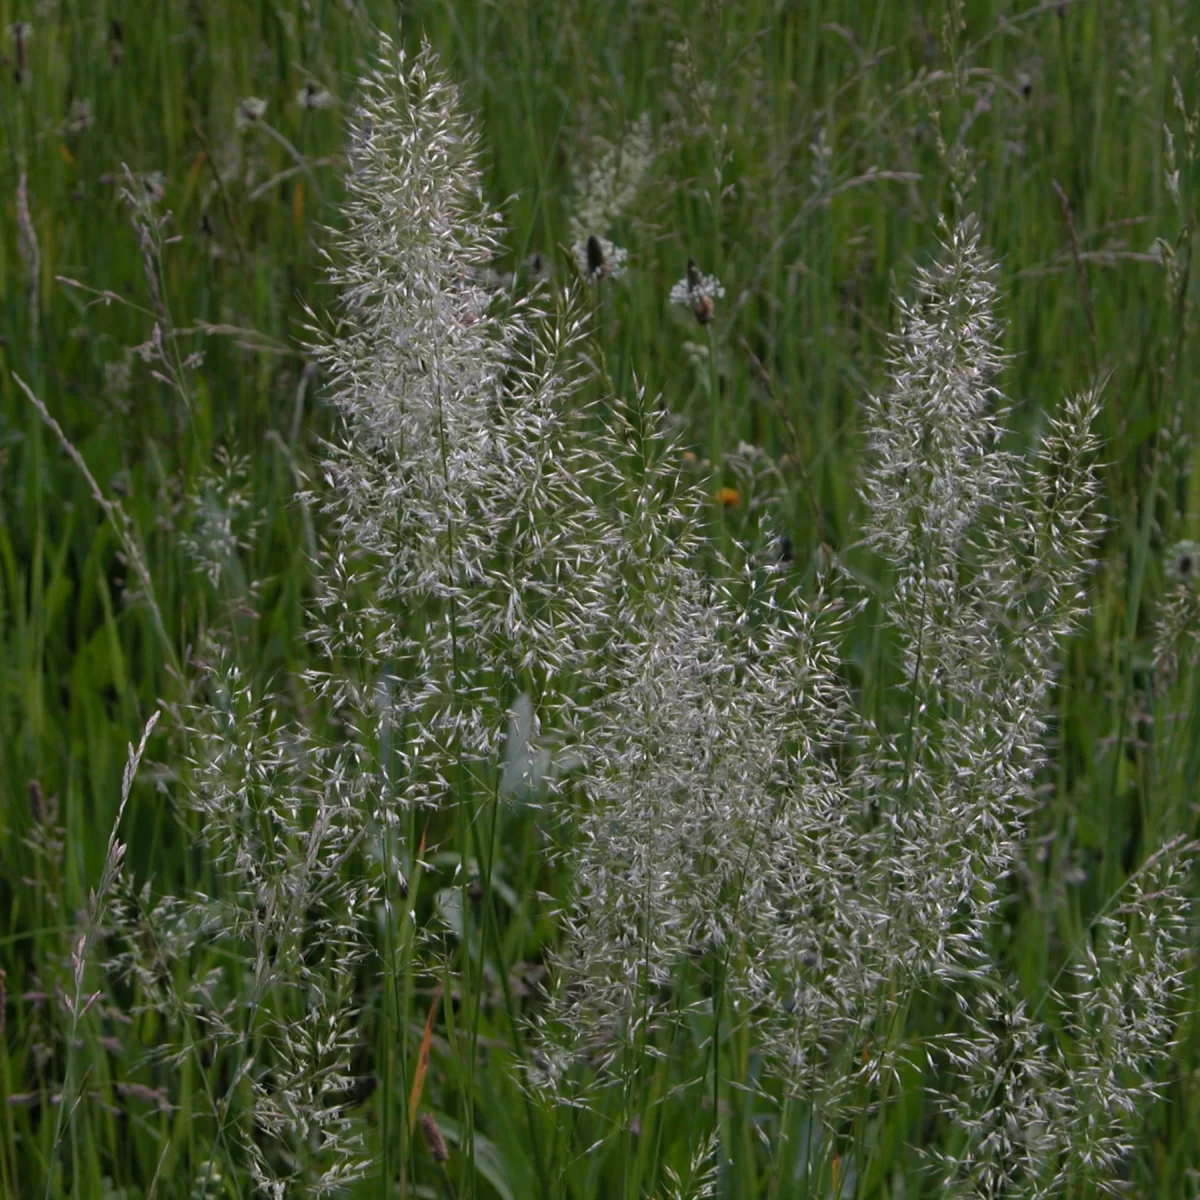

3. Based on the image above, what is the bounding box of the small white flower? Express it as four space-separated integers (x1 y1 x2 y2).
669 260 725 324
1166 540 1200 585
295 82 334 111
235 96 268 131
573 234 628 282
141 171 166 203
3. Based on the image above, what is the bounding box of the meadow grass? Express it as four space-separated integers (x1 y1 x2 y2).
1 1 1199 1196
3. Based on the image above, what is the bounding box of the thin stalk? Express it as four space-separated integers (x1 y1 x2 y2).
474 779 551 1195
707 321 722 484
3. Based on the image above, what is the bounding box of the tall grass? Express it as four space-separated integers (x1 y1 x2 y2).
2 2 1199 1198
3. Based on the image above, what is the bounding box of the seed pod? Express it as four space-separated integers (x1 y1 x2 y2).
586 235 605 279
28 780 46 825
419 1112 449 1163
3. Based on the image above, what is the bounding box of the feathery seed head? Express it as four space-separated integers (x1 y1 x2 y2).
538 221 1132 1168
304 31 606 845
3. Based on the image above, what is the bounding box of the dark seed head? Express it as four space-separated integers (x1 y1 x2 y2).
108 20 124 68
1168 541 1200 583
28 780 46 825
12 23 30 84
586 235 604 278
420 1112 449 1163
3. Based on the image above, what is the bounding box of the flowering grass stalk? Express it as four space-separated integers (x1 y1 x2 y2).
298 33 608 1189
43 712 158 1200
109 648 372 1196
534 215 1191 1197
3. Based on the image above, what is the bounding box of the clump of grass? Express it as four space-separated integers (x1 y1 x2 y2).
92 34 608 1195
532 215 1193 1196
7 10 1200 1199
305 34 598 785
938 839 1193 1195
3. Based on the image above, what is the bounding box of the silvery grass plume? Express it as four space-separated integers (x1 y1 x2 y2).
861 219 1191 1193
1153 539 1200 689
306 35 599 819
109 645 372 1197
105 37 604 1195
859 217 1104 975
535 383 880 1111
538 217 1191 1190
17 155 368 1199
660 1130 720 1200
937 842 1193 1196
46 714 159 1193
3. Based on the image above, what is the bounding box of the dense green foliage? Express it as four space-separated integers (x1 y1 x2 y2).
1 1 1198 1196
